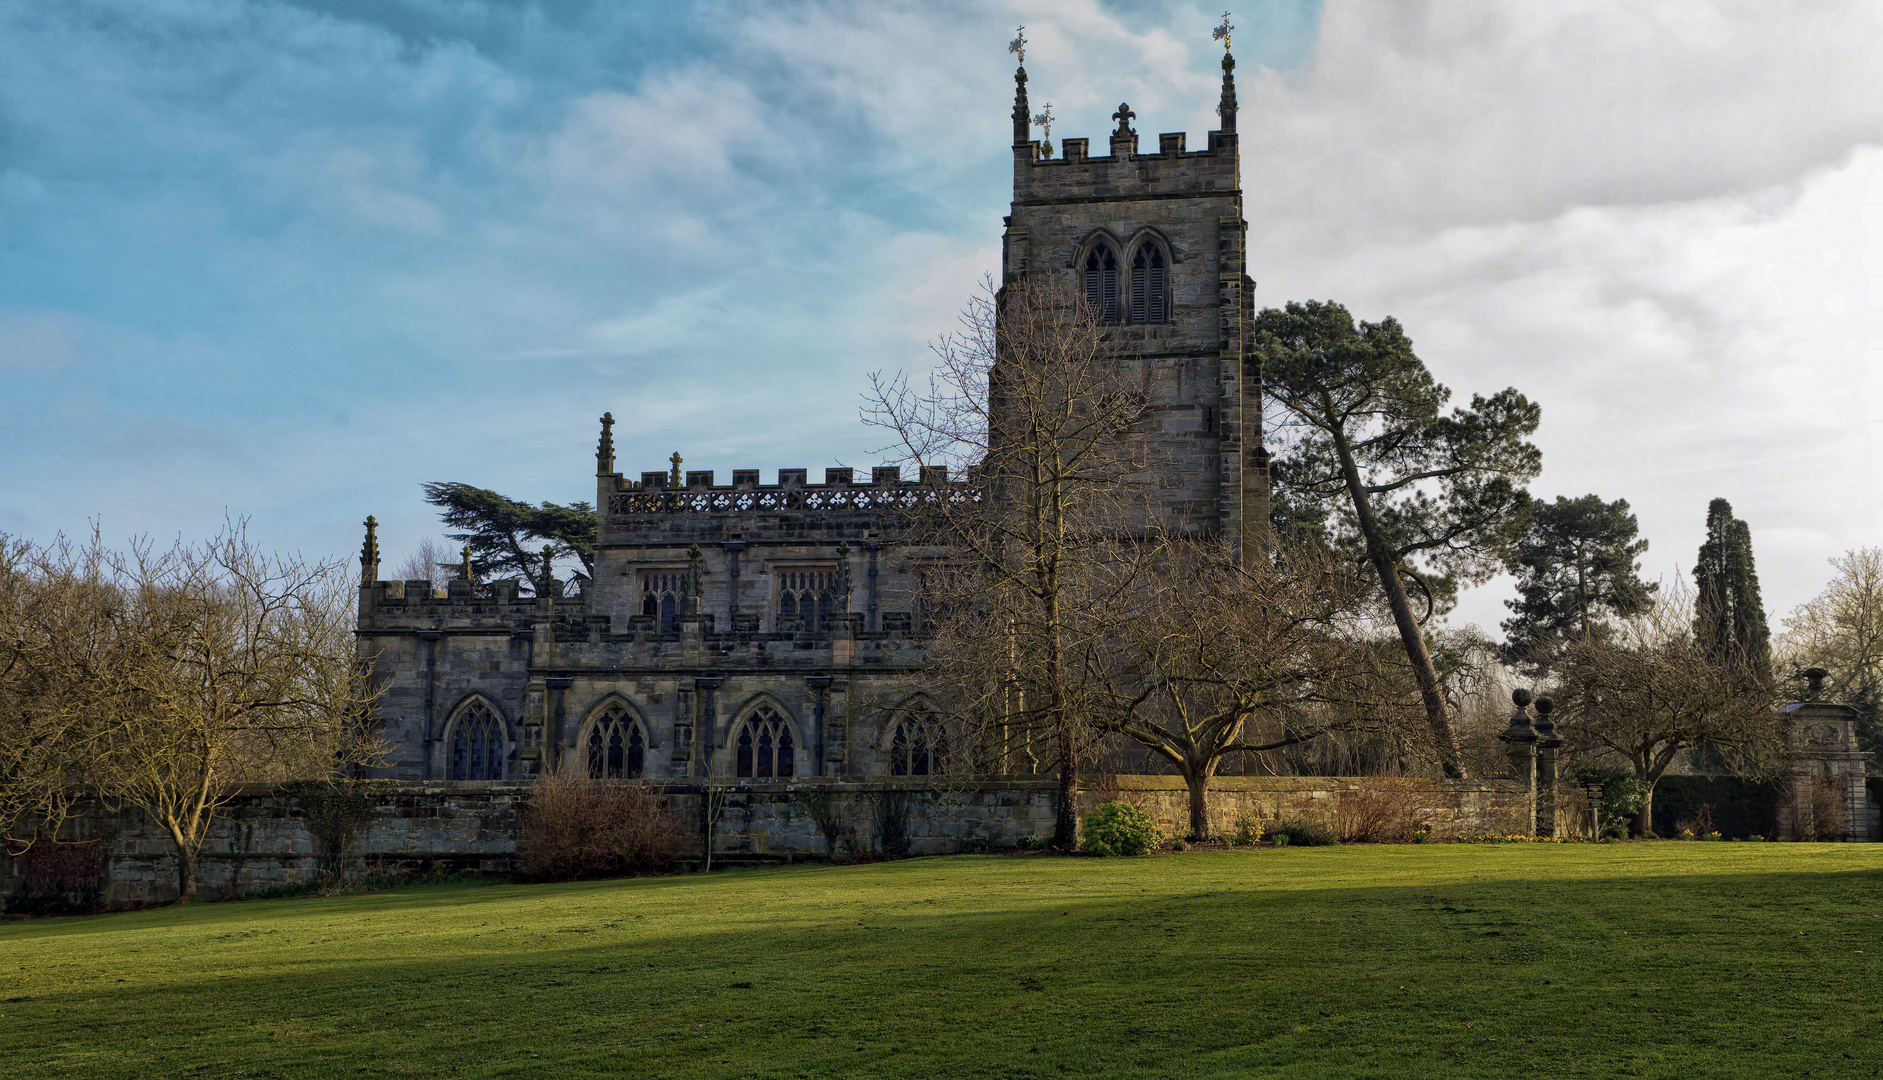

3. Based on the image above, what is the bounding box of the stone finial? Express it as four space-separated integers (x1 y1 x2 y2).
1011 37 1030 146
597 412 615 474
541 544 555 587
1804 667 1829 701
1501 687 1537 744
668 451 683 488
1533 695 1560 747
360 515 380 581
459 545 474 582
1217 47 1237 132
1112 102 1136 136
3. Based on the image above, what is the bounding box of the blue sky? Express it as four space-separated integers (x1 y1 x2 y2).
2 0 1878 638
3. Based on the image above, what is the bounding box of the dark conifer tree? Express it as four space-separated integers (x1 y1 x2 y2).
1502 494 1656 668
1693 497 1771 680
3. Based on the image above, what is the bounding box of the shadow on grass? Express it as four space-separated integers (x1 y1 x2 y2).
6 848 1882 1079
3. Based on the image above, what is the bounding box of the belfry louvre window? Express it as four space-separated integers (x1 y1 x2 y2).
1083 245 1120 324
586 702 646 779
449 700 505 781
734 705 794 778
775 567 839 633
641 571 685 634
1130 243 1167 323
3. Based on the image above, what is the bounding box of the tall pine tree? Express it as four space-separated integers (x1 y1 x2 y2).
1693 497 1771 680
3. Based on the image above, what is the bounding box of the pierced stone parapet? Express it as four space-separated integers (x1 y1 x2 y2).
609 478 978 516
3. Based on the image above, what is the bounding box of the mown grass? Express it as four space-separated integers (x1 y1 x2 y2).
3 844 1881 1079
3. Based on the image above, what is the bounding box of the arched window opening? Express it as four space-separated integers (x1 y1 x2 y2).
1130 243 1167 324
449 700 505 781
890 707 947 776
1083 245 1120 324
586 702 647 779
734 705 795 778
642 571 684 634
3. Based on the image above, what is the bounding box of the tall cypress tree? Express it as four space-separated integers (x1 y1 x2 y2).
1693 497 1771 680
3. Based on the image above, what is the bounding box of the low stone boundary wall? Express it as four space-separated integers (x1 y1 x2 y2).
5 775 1531 906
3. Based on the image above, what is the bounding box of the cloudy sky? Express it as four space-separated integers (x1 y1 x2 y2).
2 0 1877 638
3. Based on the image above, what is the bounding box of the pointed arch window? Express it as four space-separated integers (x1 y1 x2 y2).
734 704 795 779
1083 244 1120 324
1130 242 1168 324
586 701 647 779
889 706 947 776
449 699 505 781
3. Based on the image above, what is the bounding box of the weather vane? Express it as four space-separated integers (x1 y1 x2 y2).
1213 11 1233 50
1031 102 1053 141
1009 25 1026 65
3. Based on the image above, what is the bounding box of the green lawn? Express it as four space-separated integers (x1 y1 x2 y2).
3 844 1880 1079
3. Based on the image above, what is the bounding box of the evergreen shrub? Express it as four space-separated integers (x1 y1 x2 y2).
1081 801 1163 857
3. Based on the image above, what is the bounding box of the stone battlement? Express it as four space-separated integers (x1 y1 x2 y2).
605 464 977 516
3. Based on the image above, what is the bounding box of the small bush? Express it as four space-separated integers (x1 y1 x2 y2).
1081 801 1163 857
1231 814 1264 847
1337 778 1423 843
1268 818 1339 847
518 769 685 881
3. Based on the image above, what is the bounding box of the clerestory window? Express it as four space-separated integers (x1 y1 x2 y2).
641 571 684 634
775 567 839 634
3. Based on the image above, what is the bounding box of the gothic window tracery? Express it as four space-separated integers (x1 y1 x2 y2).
642 570 684 634
448 699 505 781
889 705 947 776
774 567 838 634
585 701 647 779
1130 241 1168 324
734 704 795 778
1084 244 1120 324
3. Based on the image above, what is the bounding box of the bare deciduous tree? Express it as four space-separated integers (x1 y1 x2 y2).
92 525 380 899
1087 538 1395 839
1554 586 1779 837
1781 547 1883 754
0 531 132 852
394 536 461 591
866 276 1150 847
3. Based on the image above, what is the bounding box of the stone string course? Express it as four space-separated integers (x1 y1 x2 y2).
8 777 1530 905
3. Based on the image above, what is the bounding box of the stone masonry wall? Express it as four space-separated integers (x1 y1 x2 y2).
7 776 1532 906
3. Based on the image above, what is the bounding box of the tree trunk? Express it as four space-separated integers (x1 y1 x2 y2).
1327 424 1467 778
173 838 199 901
1053 725 1079 848
1183 765 1212 840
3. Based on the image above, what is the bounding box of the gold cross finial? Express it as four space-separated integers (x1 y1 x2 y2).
1031 102 1053 140
1213 11 1233 50
1009 25 1026 65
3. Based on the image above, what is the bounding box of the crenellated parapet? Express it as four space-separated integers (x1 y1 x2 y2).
602 464 977 517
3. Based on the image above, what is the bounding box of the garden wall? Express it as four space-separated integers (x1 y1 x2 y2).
5 775 1533 907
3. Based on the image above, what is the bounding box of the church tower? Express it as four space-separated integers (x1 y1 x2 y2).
1000 26 1268 551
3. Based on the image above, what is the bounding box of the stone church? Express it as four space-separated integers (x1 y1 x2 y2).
355 41 1270 785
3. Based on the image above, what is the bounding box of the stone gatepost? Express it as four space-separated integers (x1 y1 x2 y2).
1499 689 1538 836
1533 696 1563 838
1778 668 1875 841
